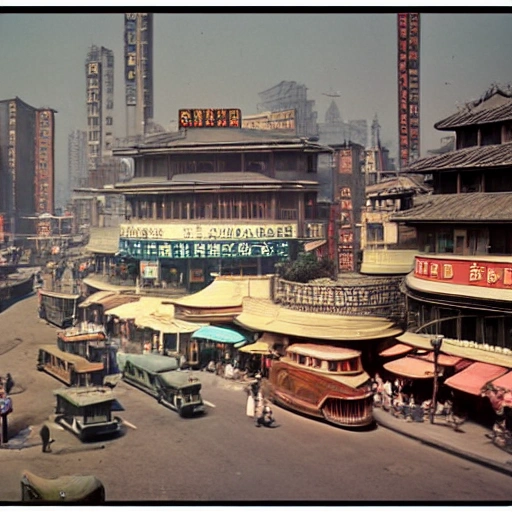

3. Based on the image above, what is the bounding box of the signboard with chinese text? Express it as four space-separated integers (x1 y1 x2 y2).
179 109 241 128
119 239 290 260
124 13 137 106
119 222 297 241
140 260 159 279
414 256 512 290
35 110 54 215
397 12 420 169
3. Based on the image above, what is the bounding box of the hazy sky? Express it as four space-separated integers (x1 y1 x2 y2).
1 11 511 206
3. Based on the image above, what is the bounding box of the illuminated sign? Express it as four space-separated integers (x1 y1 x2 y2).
397 12 420 169
414 256 512 290
119 222 297 241
119 239 289 260
242 109 296 131
179 109 241 129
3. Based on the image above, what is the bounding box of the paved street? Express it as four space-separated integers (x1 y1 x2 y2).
0 295 511 503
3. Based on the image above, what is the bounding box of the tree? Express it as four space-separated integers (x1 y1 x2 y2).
276 252 335 283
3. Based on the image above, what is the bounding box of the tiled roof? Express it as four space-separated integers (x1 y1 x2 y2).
404 142 512 173
365 175 430 196
390 192 512 223
435 91 512 130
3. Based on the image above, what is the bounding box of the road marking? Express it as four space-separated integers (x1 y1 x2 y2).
122 419 138 430
203 400 216 408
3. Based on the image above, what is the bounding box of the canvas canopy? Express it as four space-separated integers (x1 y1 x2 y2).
383 356 436 379
235 297 402 341
191 325 247 344
444 362 508 396
489 371 512 393
286 343 361 361
238 340 273 355
123 353 179 374
78 291 117 308
379 343 414 358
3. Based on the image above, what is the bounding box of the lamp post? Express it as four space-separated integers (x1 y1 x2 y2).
430 335 444 424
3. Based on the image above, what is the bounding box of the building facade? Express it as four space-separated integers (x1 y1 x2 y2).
391 85 512 360
124 12 154 137
68 129 88 193
111 117 330 291
85 45 115 172
0 97 56 242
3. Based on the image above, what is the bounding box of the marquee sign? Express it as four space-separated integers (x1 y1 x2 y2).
414 256 512 290
179 109 241 128
119 222 297 241
242 109 296 132
119 239 289 260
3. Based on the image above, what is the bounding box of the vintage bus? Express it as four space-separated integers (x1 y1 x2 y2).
53 386 123 441
39 289 81 328
37 345 104 386
121 354 205 417
269 343 374 428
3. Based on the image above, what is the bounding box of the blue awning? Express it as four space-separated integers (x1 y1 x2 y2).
191 325 247 344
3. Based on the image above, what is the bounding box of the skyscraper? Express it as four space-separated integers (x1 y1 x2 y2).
124 12 154 137
85 45 115 171
0 97 56 240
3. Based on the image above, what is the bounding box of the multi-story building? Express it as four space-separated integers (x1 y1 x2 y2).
68 129 88 192
85 45 115 171
0 97 56 242
110 111 330 291
124 12 153 137
389 85 512 424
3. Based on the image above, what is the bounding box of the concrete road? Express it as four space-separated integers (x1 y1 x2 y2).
0 295 511 503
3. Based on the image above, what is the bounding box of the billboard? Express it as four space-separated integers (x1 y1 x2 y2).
35 110 53 215
178 109 241 128
397 13 420 169
242 109 296 132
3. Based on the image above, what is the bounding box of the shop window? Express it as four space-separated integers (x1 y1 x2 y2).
367 223 384 244
437 231 454 253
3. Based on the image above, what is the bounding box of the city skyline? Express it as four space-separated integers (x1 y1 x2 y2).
0 11 511 208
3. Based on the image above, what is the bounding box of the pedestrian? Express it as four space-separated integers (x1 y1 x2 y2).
39 424 54 453
5 373 13 395
245 373 262 418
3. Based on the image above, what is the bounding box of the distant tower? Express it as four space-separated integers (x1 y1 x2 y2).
397 13 420 169
124 13 154 137
68 129 88 193
371 113 381 148
85 45 115 171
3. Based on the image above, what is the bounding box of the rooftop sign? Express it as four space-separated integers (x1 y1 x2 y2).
179 109 241 128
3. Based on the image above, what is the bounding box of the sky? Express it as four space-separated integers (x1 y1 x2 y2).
0 10 511 208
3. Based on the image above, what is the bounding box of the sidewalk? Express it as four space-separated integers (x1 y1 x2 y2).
373 408 512 476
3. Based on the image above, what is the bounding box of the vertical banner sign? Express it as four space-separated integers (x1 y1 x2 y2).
397 13 420 170
8 101 16 229
124 13 137 106
337 149 355 272
35 110 53 215
87 60 101 170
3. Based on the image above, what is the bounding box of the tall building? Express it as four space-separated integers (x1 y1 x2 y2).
397 12 420 169
0 97 56 242
124 13 154 137
85 45 115 171
68 129 88 192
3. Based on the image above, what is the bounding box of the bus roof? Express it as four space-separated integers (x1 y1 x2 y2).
124 354 179 374
53 386 117 407
158 371 201 389
39 345 104 373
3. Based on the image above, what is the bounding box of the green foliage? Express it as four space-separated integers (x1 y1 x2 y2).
276 252 335 283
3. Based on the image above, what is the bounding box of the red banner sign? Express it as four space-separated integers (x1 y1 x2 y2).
414 256 512 289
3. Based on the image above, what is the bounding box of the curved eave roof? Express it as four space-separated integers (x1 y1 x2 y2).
235 297 402 341
403 142 512 173
435 96 512 130
390 192 512 223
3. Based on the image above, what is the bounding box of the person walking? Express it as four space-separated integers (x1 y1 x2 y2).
5 373 13 395
39 424 54 453
245 373 262 419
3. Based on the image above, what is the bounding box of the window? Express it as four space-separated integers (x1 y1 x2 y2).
367 223 384 243
437 230 454 253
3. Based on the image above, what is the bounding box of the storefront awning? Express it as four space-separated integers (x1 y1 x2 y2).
444 362 508 396
416 352 464 367
78 291 117 308
238 339 273 355
383 356 436 379
304 240 327 252
489 371 512 393
379 343 414 358
191 325 247 344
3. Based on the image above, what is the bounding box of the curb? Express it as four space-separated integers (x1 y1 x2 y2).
376 418 512 478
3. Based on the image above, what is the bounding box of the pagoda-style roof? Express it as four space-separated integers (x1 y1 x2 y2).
390 192 512 223
404 142 512 173
435 88 512 130
113 128 330 156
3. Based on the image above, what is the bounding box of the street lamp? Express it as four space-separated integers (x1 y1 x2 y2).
430 335 444 424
